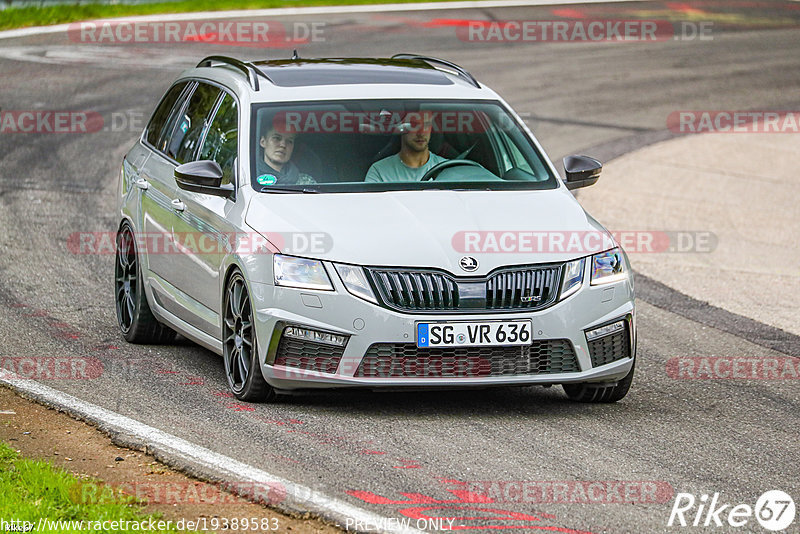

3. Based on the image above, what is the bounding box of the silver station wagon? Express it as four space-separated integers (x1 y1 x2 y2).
115 54 636 402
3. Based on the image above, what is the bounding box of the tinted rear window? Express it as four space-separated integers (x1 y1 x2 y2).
164 83 223 164
145 82 189 149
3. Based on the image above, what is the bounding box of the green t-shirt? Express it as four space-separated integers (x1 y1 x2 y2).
365 152 447 183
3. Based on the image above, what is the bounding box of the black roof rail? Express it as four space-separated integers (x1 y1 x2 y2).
196 56 273 91
392 54 480 88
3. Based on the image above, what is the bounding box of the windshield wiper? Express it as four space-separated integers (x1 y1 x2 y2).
259 186 319 193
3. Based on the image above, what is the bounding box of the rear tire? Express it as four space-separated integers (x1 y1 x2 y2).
222 271 275 402
115 223 176 344
562 359 635 403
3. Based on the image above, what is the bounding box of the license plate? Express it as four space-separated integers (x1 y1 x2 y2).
417 320 532 348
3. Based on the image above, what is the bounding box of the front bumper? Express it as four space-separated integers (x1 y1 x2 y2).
249 268 635 390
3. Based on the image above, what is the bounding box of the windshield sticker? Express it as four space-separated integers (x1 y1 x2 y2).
257 174 277 185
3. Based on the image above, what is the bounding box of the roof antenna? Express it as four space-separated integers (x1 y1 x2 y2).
292 49 300 60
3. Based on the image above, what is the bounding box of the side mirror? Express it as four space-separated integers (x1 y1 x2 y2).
563 155 602 190
175 160 234 198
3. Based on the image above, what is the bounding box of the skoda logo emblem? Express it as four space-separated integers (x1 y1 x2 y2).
460 256 479 272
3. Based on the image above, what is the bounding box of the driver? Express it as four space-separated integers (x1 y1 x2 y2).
255 114 316 187
365 111 446 182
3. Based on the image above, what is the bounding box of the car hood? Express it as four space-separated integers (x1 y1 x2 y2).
244 188 613 275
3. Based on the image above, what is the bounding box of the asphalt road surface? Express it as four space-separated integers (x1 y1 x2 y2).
1 1 799 532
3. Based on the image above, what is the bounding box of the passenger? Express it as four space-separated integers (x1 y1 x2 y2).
365 111 446 182
255 116 316 186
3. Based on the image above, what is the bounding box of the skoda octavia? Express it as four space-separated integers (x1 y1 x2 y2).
115 54 636 402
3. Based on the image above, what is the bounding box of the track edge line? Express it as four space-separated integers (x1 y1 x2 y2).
0 373 425 534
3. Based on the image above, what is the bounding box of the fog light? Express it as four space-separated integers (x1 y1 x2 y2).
283 326 348 347
585 320 625 341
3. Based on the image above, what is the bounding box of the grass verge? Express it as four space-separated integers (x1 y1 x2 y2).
0 0 461 32
0 440 188 533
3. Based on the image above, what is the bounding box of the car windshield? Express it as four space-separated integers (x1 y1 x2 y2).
250 99 558 192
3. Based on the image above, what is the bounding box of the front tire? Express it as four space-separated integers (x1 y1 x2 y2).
222 271 275 402
562 359 635 403
115 223 175 344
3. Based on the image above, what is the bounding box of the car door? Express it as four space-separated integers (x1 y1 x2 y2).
168 85 240 339
137 81 193 282
139 81 224 333
169 89 241 338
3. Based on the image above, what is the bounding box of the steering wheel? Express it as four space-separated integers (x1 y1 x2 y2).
421 159 484 181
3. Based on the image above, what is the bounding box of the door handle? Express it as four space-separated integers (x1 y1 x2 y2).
134 178 149 190
170 198 185 212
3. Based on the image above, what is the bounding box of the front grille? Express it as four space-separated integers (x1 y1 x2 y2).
354 340 579 378
486 268 559 310
370 270 459 310
588 329 631 368
274 338 344 374
366 265 561 313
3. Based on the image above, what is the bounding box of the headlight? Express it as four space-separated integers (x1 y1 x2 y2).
334 264 377 303
274 255 333 290
560 258 585 300
591 248 626 285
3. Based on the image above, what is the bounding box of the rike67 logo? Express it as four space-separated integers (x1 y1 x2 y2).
668 490 795 531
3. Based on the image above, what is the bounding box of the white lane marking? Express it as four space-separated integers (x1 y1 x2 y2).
0 45 196 67
0 0 645 40
0 371 425 534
